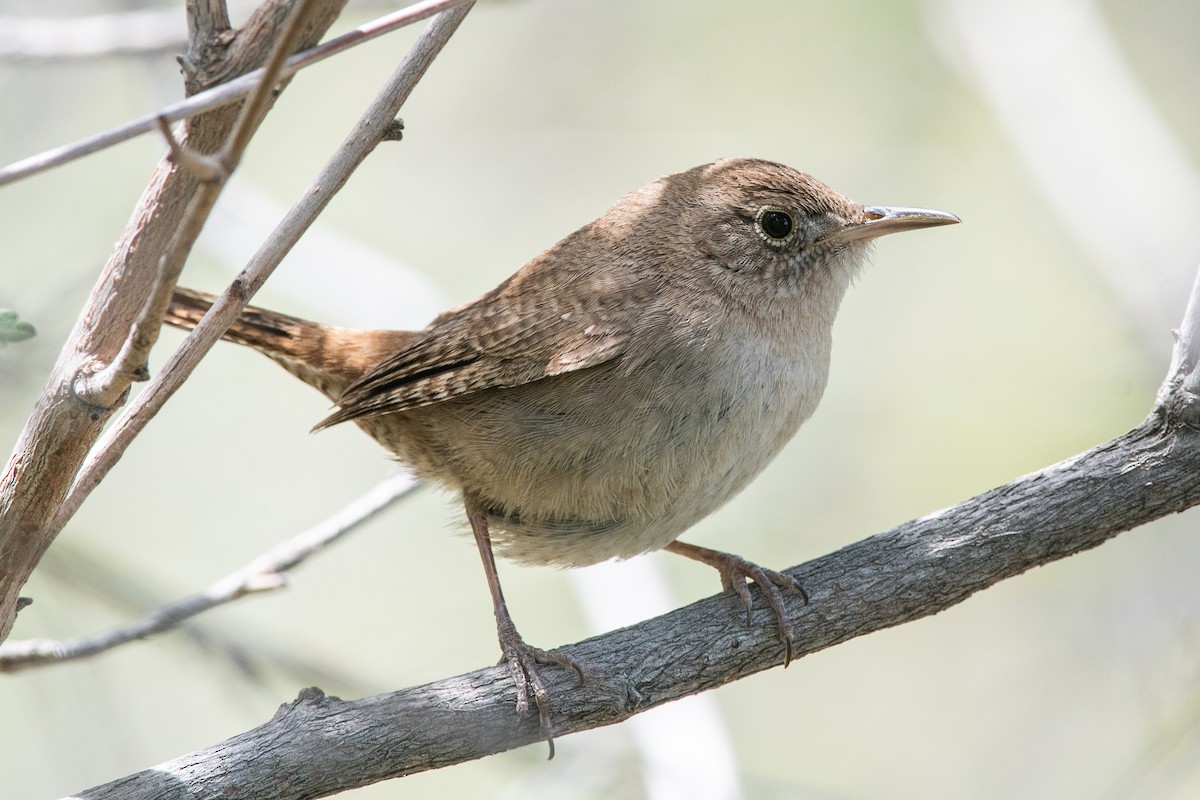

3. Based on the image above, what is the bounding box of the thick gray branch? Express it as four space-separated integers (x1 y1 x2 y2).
72 388 1200 800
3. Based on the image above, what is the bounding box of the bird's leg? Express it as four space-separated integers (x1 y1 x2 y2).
467 505 583 758
664 540 809 666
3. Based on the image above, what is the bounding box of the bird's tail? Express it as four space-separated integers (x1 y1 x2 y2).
164 287 317 359
164 287 415 402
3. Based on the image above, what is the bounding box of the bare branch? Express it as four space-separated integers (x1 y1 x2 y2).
70 0 322 410
17 541 388 695
0 471 419 672
0 0 473 188
186 0 232 47
68 367 1200 797
154 116 227 181
1173 267 1200 393
0 0 350 646
52 1 476 534
224 0 319 161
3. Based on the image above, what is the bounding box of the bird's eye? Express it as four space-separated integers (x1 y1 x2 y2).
755 208 794 245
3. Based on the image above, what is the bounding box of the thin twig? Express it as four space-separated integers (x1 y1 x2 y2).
52 1 475 532
0 0 348 649
223 0 319 164
0 471 420 672
0 0 472 188
1175 266 1200 395
154 116 226 181
70 0 321 410
18 540 388 694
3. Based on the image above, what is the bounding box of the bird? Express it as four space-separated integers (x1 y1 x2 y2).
163 157 958 753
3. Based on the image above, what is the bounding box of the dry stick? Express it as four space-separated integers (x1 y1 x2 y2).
186 0 232 46
0 0 348 648
1167 266 1200 397
0 0 472 187
12 539 389 693
152 116 227 181
52 2 475 532
68 267 1200 798
72 0 320 410
75 0 317 405
0 471 420 672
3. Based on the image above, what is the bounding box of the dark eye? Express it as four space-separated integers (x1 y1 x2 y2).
755 208 794 244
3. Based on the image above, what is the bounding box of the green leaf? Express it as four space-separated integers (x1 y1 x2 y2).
0 309 37 345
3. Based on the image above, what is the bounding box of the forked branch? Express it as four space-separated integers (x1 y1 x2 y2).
0 0 349 644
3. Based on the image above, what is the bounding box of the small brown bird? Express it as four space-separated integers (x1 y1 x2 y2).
164 158 957 751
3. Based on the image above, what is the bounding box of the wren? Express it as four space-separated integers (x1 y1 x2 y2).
164 157 959 753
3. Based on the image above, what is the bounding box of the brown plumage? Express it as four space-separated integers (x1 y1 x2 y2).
164 157 958 750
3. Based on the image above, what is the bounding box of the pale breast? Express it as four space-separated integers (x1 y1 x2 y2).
367 326 833 567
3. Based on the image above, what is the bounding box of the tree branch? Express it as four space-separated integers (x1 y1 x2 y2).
0 0 473 187
72 0 322 410
0 0 350 646
1168 264 1200 396
51 0 475 534
0 470 419 672
185 0 231 51
68 270 1200 798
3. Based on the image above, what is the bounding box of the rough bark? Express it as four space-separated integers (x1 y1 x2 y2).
72 389 1200 799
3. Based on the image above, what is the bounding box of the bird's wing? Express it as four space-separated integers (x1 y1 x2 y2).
316 282 635 429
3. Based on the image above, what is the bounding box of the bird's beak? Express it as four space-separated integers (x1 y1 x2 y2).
820 205 960 244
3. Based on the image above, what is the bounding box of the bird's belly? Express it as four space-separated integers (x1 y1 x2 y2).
367 348 828 567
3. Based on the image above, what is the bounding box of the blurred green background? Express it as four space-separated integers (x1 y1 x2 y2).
2 0 1199 798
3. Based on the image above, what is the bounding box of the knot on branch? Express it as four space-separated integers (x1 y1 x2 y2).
272 686 341 723
179 29 238 92
383 118 405 142
70 367 130 418
1165 386 1200 432
1155 342 1200 433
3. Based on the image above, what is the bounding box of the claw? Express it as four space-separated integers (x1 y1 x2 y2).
496 631 583 759
469 504 585 758
665 540 808 666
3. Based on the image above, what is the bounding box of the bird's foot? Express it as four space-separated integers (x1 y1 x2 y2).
665 541 808 666
467 505 584 758
495 614 584 759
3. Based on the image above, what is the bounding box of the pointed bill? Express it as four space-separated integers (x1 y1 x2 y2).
820 205 960 244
